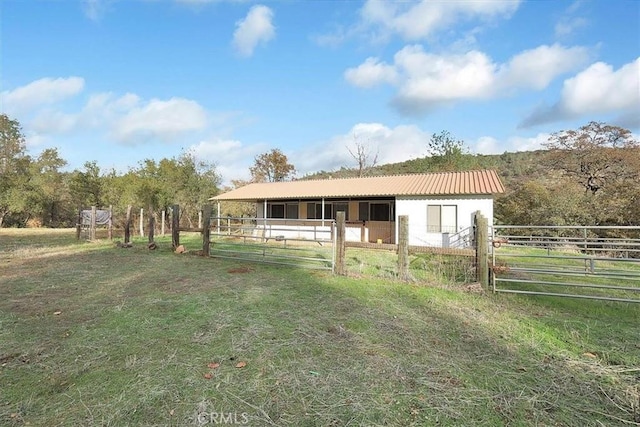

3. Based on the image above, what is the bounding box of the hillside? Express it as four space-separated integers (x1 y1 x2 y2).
302 147 640 228
303 149 550 193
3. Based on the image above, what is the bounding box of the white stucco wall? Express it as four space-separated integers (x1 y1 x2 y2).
396 195 494 247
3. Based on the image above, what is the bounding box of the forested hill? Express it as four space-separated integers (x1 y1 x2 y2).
305 149 549 193
303 123 640 228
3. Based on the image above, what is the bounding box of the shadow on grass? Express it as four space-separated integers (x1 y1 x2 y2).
0 230 638 426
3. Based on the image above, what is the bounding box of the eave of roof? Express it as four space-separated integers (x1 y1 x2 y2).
211 170 505 201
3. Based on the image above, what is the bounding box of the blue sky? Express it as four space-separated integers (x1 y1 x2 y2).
1 0 639 185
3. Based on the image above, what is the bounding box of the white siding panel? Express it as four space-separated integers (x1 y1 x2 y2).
396 196 494 246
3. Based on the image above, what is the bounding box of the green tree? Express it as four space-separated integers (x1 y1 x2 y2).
70 161 105 209
0 114 32 227
427 130 473 171
29 148 70 226
250 149 295 182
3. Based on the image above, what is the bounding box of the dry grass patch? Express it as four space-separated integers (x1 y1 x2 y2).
0 228 638 426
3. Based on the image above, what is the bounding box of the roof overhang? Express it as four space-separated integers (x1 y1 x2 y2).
211 170 505 202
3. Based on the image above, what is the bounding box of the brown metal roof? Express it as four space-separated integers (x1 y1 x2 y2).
211 170 505 201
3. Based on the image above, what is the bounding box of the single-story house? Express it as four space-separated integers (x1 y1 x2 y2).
211 170 505 247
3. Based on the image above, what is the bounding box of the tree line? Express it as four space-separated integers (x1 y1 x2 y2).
0 114 220 228
2 112 638 230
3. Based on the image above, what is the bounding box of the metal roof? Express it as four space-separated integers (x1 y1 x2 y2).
211 170 505 201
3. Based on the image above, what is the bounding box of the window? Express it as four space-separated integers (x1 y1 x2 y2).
307 202 316 219
334 203 349 220
359 202 369 221
270 204 285 219
370 203 391 221
427 205 457 233
286 203 298 219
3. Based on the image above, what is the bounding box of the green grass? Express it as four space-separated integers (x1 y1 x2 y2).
1 229 639 426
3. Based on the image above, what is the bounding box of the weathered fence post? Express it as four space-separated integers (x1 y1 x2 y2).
124 205 132 244
75 208 82 240
198 210 203 230
202 204 212 256
90 206 97 241
475 212 489 288
398 215 409 281
335 211 346 275
108 205 113 240
148 207 155 244
139 208 144 237
161 210 166 236
171 204 180 249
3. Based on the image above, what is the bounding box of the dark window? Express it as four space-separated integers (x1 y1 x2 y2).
270 204 285 219
359 202 369 221
286 203 298 219
370 203 390 221
334 203 349 220
322 204 333 220
307 202 316 219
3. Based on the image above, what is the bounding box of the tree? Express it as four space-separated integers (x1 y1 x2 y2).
544 121 639 194
0 114 32 227
347 136 378 177
250 149 295 182
69 161 105 209
427 130 471 171
29 148 70 226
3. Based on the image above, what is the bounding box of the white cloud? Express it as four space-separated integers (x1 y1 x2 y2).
113 98 208 143
344 57 398 88
507 133 549 152
189 138 268 184
4 76 211 146
498 44 590 90
360 0 521 41
554 1 588 38
345 44 589 115
293 122 429 176
473 133 549 154
1 76 85 115
474 136 501 154
232 5 275 57
521 58 640 127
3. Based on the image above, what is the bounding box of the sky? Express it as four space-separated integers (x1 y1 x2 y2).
1 0 639 186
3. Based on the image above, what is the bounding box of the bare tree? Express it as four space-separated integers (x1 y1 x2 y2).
347 137 379 177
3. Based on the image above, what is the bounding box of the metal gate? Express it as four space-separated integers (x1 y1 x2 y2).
209 217 335 271
491 225 640 303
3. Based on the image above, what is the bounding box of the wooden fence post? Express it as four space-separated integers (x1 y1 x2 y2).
335 211 346 275
202 205 212 256
139 208 144 237
398 215 409 281
475 212 489 288
90 206 97 241
75 208 82 240
108 205 113 240
171 204 180 249
161 210 166 236
124 205 132 244
148 207 155 243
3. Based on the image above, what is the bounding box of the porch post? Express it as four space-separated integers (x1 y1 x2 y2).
263 200 268 242
321 198 325 227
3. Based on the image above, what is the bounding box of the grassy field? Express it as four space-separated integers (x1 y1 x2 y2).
1 229 639 426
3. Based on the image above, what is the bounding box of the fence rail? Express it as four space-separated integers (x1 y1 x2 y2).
491 225 640 303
